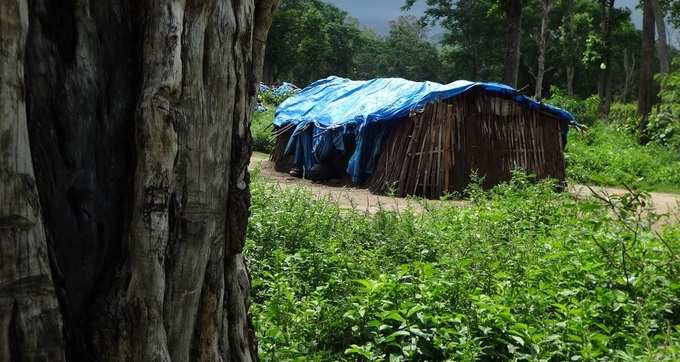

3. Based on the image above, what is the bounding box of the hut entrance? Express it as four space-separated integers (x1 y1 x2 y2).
367 90 567 199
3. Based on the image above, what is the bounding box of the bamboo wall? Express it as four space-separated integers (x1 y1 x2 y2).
368 91 566 199
270 125 295 172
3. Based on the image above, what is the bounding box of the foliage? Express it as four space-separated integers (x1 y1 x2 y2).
351 28 391 80
252 106 275 153
414 0 519 84
647 60 680 152
266 1 446 85
669 0 680 29
245 172 680 361
545 86 600 125
259 88 296 107
404 0 641 98
565 122 680 193
557 0 597 81
609 102 641 132
428 0 506 81
266 0 363 85
266 0 647 102
382 16 442 82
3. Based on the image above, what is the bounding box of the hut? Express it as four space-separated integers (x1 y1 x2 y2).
271 76 577 199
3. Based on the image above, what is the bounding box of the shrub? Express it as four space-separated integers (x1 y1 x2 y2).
647 63 680 152
260 88 297 106
252 106 275 153
565 122 680 192
245 173 680 361
609 102 640 133
545 86 600 126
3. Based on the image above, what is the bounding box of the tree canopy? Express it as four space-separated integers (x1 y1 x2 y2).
265 0 676 105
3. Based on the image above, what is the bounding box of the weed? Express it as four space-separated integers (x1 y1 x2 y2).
245 173 680 361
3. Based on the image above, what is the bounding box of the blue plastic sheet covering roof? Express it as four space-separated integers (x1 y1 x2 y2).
274 82 300 95
274 76 577 183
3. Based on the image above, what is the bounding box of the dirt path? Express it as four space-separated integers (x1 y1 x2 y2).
250 152 679 220
569 184 679 217
250 152 451 213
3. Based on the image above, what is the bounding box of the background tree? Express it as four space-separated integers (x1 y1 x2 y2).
650 0 670 73
534 0 553 99
0 0 278 360
263 0 670 111
556 0 599 96
352 26 391 80
639 0 656 139
671 0 680 28
617 20 642 101
597 0 616 117
384 16 442 82
503 0 525 87
437 0 506 81
265 0 362 85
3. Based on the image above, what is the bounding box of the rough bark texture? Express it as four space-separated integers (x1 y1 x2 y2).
638 0 655 139
1 0 279 360
0 1 66 360
503 0 523 88
534 0 551 99
650 0 669 74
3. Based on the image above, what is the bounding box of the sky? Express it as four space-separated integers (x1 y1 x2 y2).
326 0 664 37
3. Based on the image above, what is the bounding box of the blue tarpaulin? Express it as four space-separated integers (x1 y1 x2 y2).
274 76 577 183
274 82 300 96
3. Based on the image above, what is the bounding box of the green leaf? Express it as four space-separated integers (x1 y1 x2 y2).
385 330 410 342
510 335 525 347
406 305 426 318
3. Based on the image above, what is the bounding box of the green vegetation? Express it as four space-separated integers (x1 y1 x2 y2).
267 2 441 84
249 2 680 361
252 106 276 154
566 122 680 193
648 61 680 152
246 172 680 361
266 0 651 101
547 68 680 193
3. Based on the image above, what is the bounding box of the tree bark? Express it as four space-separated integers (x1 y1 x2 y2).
638 0 655 141
597 0 615 117
534 0 551 99
650 0 670 74
0 1 66 360
561 0 576 97
1 0 279 360
503 0 523 88
566 64 575 97
622 48 636 102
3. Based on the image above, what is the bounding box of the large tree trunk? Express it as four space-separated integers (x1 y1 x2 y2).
597 0 615 117
503 0 523 88
0 0 278 360
650 0 670 74
534 0 551 98
638 0 655 142
0 1 66 360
